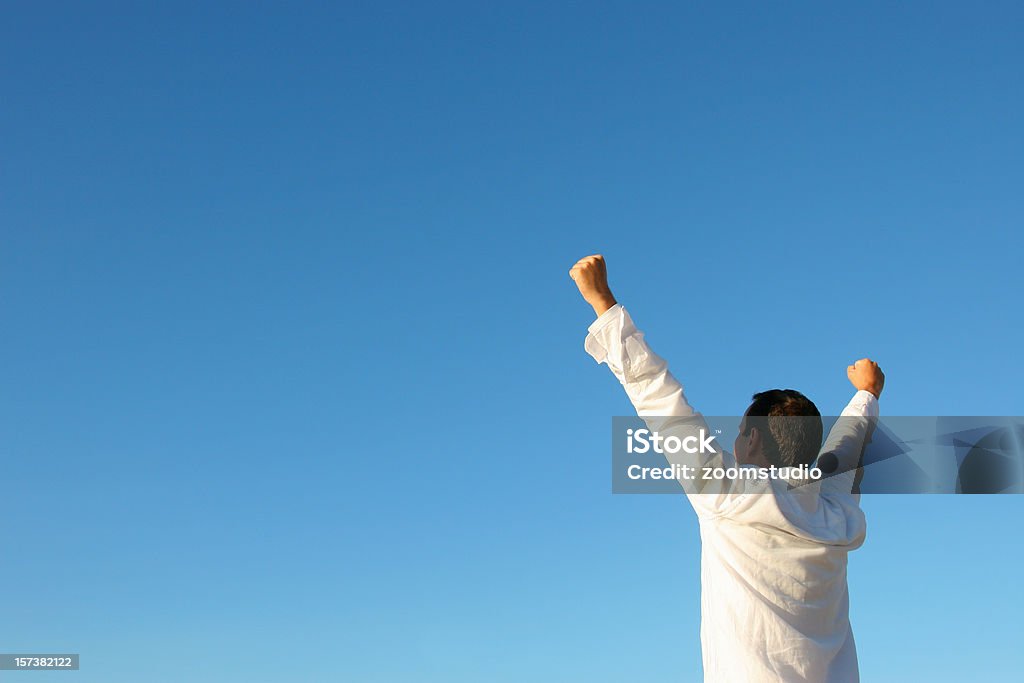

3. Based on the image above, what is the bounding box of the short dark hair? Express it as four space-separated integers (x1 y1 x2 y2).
743 389 823 467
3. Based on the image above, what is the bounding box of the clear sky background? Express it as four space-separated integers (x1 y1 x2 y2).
2 2 1022 681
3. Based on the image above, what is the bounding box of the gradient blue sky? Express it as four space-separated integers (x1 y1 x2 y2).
2 2 1022 681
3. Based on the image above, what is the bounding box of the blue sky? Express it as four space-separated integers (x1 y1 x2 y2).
2 2 1022 681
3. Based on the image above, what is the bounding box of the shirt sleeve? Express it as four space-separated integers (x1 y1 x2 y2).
584 304 697 418
816 390 880 499
584 304 743 515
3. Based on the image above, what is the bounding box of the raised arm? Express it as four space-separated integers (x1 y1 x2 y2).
570 255 734 511
569 254 696 418
817 359 885 497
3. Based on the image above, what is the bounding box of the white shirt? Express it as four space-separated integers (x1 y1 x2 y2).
585 304 878 683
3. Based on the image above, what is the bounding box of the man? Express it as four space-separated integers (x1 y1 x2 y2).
569 254 884 683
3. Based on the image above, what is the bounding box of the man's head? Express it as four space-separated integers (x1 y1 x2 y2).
735 389 823 468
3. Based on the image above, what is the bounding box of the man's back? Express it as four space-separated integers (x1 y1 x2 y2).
578 293 879 682
697 484 865 681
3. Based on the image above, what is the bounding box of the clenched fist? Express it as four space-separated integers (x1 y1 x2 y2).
847 358 885 399
569 254 617 317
